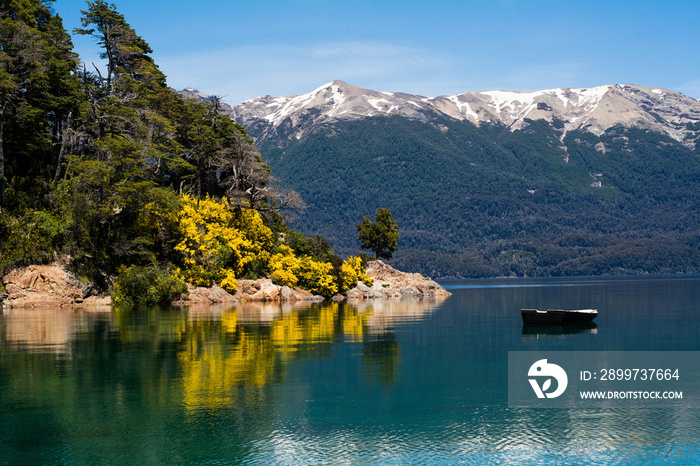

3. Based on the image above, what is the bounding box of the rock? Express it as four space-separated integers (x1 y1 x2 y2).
399 286 421 297
291 288 325 302
235 279 324 302
279 286 296 300
172 284 236 306
355 282 372 293
344 260 451 300
345 287 366 299
81 295 113 307
1 263 111 309
173 279 325 304
236 279 277 301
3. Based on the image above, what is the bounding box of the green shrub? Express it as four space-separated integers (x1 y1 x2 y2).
113 265 188 307
0 210 66 274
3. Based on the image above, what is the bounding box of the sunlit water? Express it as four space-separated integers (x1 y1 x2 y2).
1 275 699 464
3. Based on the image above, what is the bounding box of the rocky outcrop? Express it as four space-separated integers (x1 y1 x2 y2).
172 279 326 306
172 284 237 306
232 261 449 303
235 279 325 303
1 264 111 309
338 260 451 301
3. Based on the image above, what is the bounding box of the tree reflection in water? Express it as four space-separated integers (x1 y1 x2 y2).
0 297 445 416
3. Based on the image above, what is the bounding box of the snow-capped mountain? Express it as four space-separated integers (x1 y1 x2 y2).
181 81 700 277
232 80 700 147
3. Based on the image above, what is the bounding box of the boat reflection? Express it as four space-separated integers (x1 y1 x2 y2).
521 321 598 339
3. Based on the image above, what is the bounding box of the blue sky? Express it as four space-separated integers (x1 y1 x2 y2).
52 0 700 105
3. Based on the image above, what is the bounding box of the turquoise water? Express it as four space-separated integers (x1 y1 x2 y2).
1 275 699 464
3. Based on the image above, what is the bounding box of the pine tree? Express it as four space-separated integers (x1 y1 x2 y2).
0 0 80 210
357 208 400 260
66 0 178 278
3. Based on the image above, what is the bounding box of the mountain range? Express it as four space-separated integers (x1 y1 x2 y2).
233 80 700 149
186 81 700 277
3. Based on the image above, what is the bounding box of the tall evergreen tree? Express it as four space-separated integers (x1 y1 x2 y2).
0 0 80 211
357 208 400 260
66 0 178 278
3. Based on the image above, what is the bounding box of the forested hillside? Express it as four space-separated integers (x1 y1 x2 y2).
258 114 700 277
0 1 370 303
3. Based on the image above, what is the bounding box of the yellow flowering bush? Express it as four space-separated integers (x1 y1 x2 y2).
268 245 337 296
170 194 371 298
219 268 238 293
337 256 373 292
231 206 275 265
269 247 372 297
269 245 301 287
174 194 274 291
298 256 338 297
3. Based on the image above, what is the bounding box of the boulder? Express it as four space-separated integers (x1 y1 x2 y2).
172 284 237 306
1 264 111 309
235 279 324 302
279 286 296 301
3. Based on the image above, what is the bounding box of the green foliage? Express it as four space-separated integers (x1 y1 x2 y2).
255 115 700 277
357 208 399 260
0 1 313 297
284 230 335 262
0 209 65 273
113 264 188 307
0 0 82 209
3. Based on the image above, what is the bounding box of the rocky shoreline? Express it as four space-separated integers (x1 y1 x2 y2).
0 264 112 310
1 260 450 310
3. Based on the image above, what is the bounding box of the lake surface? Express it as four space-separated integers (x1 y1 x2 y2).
1 275 699 464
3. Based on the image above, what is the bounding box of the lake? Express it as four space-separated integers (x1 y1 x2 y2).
1 275 699 464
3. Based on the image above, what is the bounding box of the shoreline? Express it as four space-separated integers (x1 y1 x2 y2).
0 260 450 310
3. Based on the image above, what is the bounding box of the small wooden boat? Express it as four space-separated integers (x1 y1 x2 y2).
521 308 598 325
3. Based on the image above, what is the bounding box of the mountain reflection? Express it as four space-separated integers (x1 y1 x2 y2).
0 297 444 414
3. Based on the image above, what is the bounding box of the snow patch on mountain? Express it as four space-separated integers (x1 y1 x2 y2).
230 80 700 147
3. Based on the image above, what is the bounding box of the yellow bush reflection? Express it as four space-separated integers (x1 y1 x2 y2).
179 310 277 412
174 299 442 413
0 297 444 415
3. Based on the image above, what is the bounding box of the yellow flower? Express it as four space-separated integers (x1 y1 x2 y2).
174 194 274 288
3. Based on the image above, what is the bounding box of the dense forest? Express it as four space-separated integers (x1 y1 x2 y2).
0 0 372 303
3 1 699 289
258 114 700 278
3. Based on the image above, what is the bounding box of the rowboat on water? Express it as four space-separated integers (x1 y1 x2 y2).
521 308 598 325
